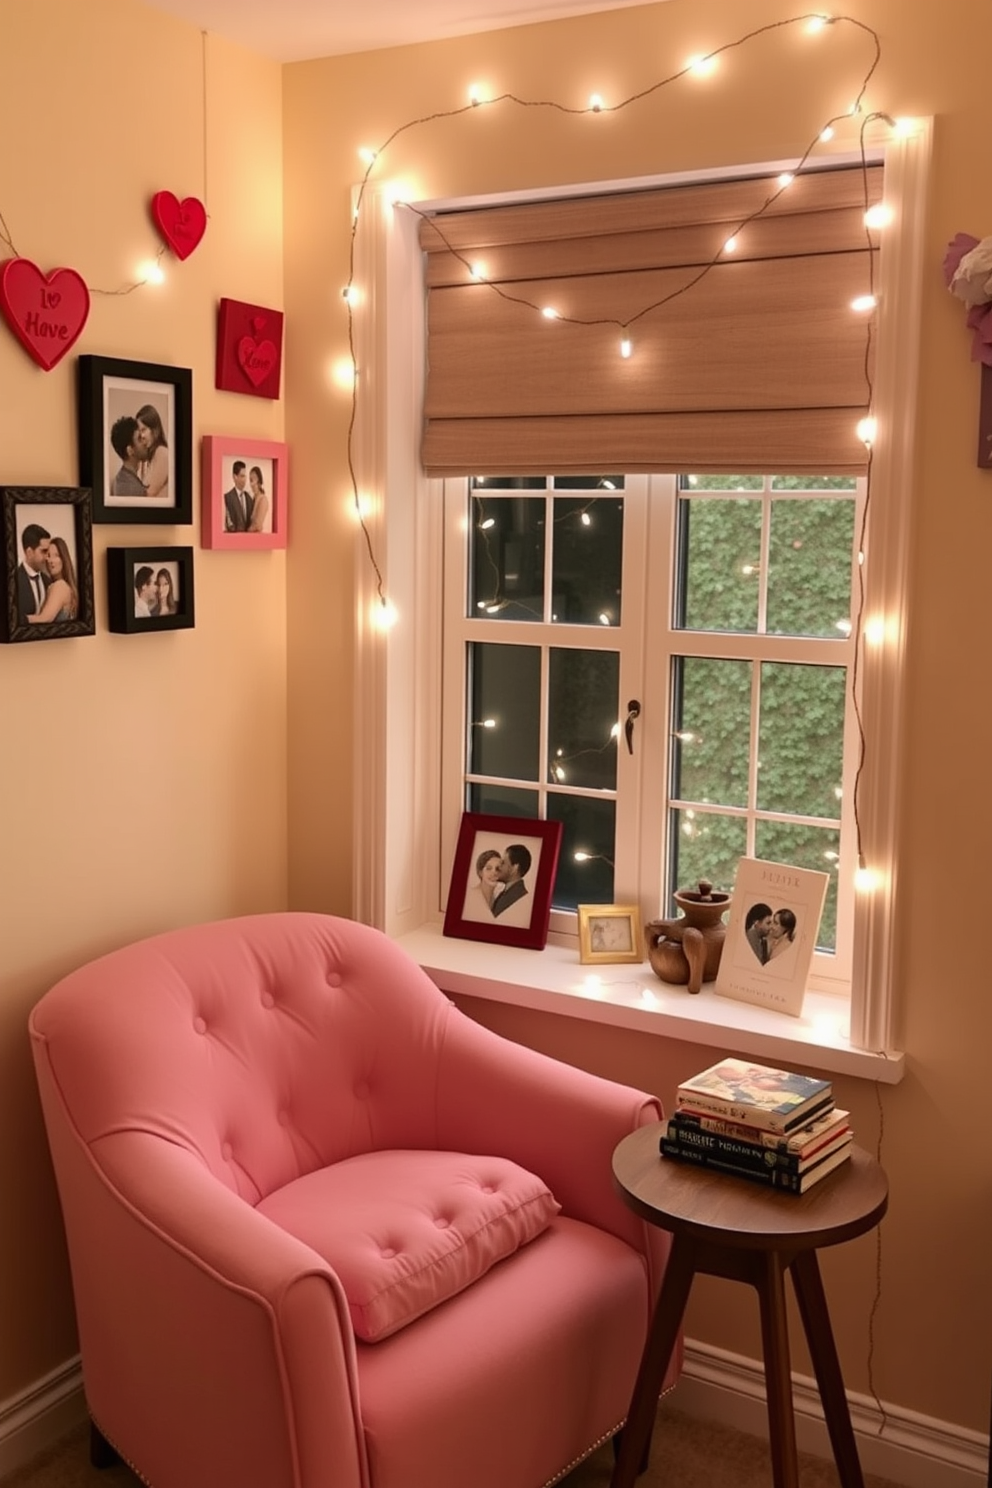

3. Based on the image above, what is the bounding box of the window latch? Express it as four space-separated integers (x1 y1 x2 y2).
624 699 641 755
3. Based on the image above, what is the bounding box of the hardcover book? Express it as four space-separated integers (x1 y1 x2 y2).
660 1136 852 1193
669 1105 850 1155
675 1057 832 1133
663 1118 853 1176
714 857 830 1018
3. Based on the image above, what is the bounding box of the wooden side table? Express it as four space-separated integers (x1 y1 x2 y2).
610 1123 888 1488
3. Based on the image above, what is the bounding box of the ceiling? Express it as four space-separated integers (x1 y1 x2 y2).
140 0 657 62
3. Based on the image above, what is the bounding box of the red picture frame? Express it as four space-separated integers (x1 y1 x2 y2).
200 435 288 550
443 812 563 951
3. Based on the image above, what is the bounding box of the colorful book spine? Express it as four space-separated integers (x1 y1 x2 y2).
674 1089 834 1134
669 1107 850 1155
660 1137 852 1193
663 1118 852 1176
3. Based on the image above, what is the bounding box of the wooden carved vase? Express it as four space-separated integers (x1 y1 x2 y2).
644 879 731 995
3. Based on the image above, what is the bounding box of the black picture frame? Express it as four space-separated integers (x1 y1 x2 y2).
107 546 195 634
78 355 193 524
0 486 96 643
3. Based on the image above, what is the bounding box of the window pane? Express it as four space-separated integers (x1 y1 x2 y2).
767 498 855 638
671 657 751 808
757 662 845 819
469 495 545 622
553 476 625 490
471 476 546 490
547 794 616 910
551 496 623 626
770 475 857 491
679 474 764 491
667 809 744 912
468 643 540 781
548 648 619 790
468 784 539 818
676 498 762 633
755 822 840 951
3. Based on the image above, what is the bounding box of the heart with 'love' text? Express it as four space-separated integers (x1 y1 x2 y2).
151 191 207 260
0 258 90 370
237 335 277 388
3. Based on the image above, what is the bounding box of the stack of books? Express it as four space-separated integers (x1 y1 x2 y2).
660 1057 853 1194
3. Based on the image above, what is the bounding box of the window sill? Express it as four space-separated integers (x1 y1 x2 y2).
394 923 904 1085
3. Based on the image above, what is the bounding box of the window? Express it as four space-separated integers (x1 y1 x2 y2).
350 130 930 1065
442 471 862 989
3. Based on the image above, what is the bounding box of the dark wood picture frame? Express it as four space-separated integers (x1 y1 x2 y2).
0 486 95 643
106 546 195 634
443 811 563 951
78 355 193 524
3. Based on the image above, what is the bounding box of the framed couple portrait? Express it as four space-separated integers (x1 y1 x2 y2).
577 904 643 965
106 546 195 634
0 486 96 643
443 812 563 951
77 355 193 525
200 434 288 550
714 856 830 1018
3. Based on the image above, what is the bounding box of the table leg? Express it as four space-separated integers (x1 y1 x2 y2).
791 1249 866 1488
609 1234 696 1488
756 1250 800 1488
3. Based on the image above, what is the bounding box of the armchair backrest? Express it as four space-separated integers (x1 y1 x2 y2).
30 913 454 1204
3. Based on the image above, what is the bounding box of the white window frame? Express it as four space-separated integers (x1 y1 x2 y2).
350 129 932 1080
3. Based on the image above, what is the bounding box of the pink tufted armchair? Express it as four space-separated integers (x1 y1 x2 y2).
30 913 679 1488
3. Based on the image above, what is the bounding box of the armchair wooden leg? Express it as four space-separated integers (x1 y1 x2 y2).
89 1420 121 1469
612 1428 651 1475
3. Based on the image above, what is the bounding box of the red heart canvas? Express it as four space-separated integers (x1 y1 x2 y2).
0 258 90 370
216 297 284 398
151 191 207 260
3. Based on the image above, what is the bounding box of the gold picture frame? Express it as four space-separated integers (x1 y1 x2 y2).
577 904 643 965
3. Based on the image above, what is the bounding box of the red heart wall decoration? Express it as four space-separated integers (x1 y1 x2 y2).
0 258 90 370
237 335 278 388
151 191 207 260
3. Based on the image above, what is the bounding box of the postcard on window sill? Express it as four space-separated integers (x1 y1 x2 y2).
715 857 829 1018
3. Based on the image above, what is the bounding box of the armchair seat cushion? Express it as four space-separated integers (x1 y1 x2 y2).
257 1149 561 1341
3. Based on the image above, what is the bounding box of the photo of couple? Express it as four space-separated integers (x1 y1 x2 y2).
744 902 798 967
133 562 180 620
16 513 80 624
103 380 174 508
223 457 271 533
462 841 536 929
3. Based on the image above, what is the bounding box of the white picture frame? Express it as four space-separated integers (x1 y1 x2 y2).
715 857 829 1018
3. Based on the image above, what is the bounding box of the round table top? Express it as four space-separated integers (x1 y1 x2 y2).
613 1122 888 1252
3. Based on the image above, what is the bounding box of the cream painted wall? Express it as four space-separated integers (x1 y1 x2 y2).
282 0 992 1438
0 1 287 1397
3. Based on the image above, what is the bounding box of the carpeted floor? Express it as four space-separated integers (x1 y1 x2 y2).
3 1401 904 1488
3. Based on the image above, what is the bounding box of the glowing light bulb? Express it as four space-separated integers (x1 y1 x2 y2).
723 236 738 253
806 14 830 32
331 357 357 391
469 262 487 280
864 203 893 229
480 517 495 530
819 125 835 142
574 851 592 862
358 147 378 165
857 415 877 446
468 83 484 105
851 294 878 312
835 618 853 636
598 612 610 625
372 598 398 631
855 865 880 893
620 336 632 358
554 765 566 782
481 718 496 729
542 306 561 320
892 116 917 137
580 512 592 526
588 93 604 112
777 172 795 188
342 284 360 305
687 53 717 76
864 616 886 646
139 260 165 285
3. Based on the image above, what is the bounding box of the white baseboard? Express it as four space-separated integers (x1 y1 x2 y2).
0 1345 987 1488
675 1338 990 1488
0 1356 84 1480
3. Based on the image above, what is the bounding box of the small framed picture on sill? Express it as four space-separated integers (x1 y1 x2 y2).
577 904 643 964
200 435 288 550
443 812 563 952
106 547 195 634
0 485 95 643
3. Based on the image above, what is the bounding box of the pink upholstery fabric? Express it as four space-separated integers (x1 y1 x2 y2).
258 1150 560 1341
30 913 681 1488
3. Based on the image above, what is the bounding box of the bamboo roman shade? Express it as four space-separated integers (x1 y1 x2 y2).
419 164 882 477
